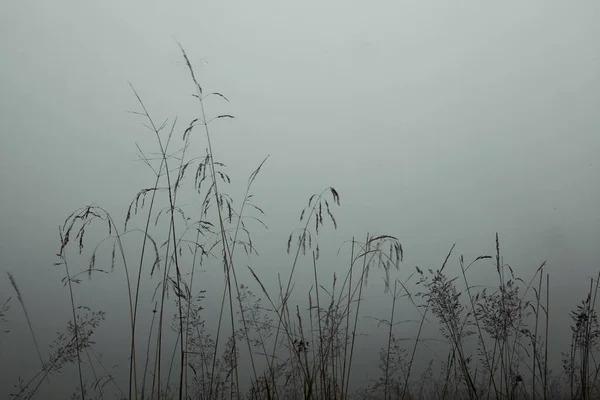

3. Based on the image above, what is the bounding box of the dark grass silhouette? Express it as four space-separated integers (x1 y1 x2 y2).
3 46 600 400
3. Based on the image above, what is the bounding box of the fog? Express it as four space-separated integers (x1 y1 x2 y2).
1 1 599 398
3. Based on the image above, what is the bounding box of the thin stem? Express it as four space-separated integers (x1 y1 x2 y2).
62 255 86 400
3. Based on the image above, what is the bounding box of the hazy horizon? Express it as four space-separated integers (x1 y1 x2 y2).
1 1 599 398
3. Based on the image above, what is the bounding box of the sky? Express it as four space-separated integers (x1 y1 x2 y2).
1 0 599 397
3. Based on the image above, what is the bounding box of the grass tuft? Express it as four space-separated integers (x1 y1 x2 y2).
3 47 600 400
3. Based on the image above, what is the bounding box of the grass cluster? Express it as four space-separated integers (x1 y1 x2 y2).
3 46 600 400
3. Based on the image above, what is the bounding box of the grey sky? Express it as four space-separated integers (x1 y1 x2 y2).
1 0 599 397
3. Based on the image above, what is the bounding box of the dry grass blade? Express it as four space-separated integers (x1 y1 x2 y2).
7 272 47 379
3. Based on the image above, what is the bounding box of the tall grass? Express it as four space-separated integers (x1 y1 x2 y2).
3 47 600 400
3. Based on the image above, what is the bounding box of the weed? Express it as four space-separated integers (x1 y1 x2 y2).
4 47 600 400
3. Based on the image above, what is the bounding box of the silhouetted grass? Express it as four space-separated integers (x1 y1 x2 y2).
3 46 600 400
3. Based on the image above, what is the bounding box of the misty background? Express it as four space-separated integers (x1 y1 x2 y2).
1 0 599 397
